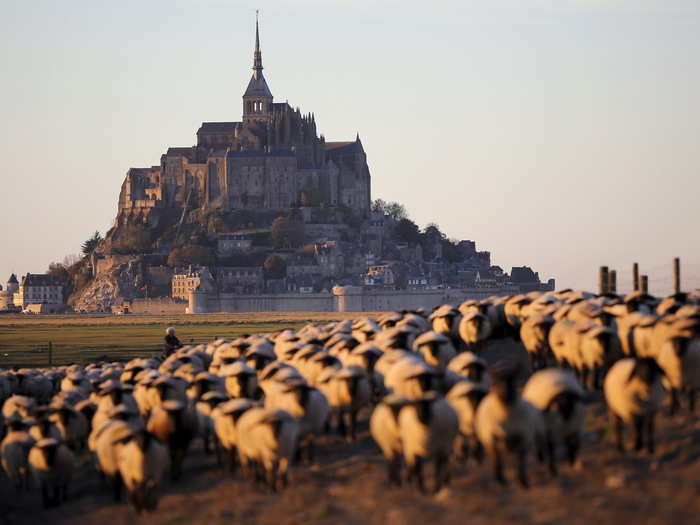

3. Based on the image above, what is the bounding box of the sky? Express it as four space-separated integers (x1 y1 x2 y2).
1 0 698 295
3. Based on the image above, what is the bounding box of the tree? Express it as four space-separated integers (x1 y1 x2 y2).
423 223 444 239
271 216 305 249
81 231 103 257
393 218 421 244
114 227 152 254
167 245 216 267
385 202 408 221
47 262 70 285
263 255 287 279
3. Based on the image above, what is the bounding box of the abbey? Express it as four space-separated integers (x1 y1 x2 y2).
117 18 371 221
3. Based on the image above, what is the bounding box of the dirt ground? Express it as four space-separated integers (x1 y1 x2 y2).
2 340 699 525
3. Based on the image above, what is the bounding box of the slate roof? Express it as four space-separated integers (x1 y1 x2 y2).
243 73 273 98
21 274 62 287
8 274 18 284
198 122 239 134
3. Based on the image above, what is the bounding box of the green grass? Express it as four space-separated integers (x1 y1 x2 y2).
0 321 304 367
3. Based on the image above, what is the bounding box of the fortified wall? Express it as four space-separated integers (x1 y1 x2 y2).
188 285 521 314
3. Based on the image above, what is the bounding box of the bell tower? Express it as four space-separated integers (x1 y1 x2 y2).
242 11 273 124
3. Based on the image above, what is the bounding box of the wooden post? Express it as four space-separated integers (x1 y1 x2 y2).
673 257 681 294
599 266 609 295
641 275 649 294
609 270 617 294
48 341 52 367
633 263 639 292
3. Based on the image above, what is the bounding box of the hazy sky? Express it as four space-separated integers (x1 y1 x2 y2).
1 0 698 295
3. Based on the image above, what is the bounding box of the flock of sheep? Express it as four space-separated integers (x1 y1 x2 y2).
1 288 699 514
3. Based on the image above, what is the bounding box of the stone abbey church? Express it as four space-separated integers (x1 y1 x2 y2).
117 19 372 222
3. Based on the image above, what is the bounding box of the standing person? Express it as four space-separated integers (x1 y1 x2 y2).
163 327 182 358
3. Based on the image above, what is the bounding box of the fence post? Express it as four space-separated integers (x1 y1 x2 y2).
641 275 649 294
632 263 639 292
673 257 681 294
48 341 53 367
599 266 609 295
609 270 617 294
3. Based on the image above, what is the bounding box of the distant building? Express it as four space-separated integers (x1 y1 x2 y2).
364 265 396 287
15 273 64 311
217 233 254 256
0 274 19 310
215 266 264 294
171 267 216 300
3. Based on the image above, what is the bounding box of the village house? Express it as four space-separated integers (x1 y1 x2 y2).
14 273 65 313
171 267 216 300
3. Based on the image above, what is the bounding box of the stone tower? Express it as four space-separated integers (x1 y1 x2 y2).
242 12 273 125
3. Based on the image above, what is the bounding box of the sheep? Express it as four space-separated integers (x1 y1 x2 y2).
520 313 556 371
414 331 456 371
3 395 36 420
579 324 621 390
604 357 665 454
656 336 700 414
28 438 75 508
220 361 258 399
117 430 170 513
213 398 258 472
236 407 299 491
186 371 225 400
474 364 545 488
429 304 461 340
522 369 586 475
317 365 371 441
1 415 35 490
92 380 140 432
60 371 92 397
91 418 137 501
398 392 459 493
50 404 89 451
384 356 437 400
446 381 488 463
458 310 492 352
14 371 53 403
446 351 491 391
29 407 62 441
369 394 410 486
146 399 198 479
265 381 329 463
194 390 228 455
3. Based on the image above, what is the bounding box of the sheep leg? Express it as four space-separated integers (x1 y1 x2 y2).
473 440 485 464
646 414 655 455
546 434 557 477
337 411 347 439
688 388 696 413
435 452 450 491
348 410 358 443
633 416 644 452
612 413 625 453
268 461 278 492
113 472 123 502
669 389 679 416
493 449 506 486
565 434 580 466
517 448 530 489
581 368 590 391
387 455 402 486
228 449 238 474
413 457 426 493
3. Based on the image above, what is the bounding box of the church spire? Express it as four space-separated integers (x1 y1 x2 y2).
253 10 263 79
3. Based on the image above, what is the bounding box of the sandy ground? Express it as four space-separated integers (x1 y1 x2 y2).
2 340 699 525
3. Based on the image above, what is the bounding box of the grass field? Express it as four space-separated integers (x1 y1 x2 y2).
0 312 376 367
